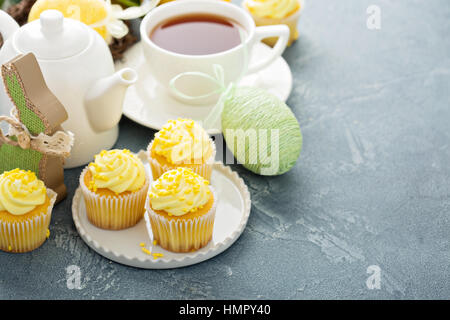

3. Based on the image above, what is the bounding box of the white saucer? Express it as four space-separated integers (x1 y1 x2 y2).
115 42 293 134
72 151 251 269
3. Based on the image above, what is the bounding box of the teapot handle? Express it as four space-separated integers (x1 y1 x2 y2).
0 10 19 44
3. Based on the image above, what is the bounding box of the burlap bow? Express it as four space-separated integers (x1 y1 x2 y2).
0 111 73 158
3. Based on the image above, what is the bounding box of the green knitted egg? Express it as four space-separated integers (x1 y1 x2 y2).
222 87 302 175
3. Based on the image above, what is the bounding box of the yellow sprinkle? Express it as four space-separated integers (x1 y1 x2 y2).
46 229 50 238
187 200 193 205
8 245 12 251
141 247 151 255
139 242 146 247
94 174 108 181
152 253 164 259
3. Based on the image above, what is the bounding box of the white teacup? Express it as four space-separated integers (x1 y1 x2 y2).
140 0 290 105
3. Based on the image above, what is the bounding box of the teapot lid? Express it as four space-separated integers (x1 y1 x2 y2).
13 10 91 60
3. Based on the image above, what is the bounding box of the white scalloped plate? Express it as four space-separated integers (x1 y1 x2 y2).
115 41 293 134
72 151 251 269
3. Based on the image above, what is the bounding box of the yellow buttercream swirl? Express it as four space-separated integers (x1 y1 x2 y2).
88 149 146 194
149 167 211 216
152 118 213 165
245 0 300 19
0 169 47 215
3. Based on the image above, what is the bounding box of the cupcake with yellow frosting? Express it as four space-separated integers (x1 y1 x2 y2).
0 169 57 253
148 118 216 180
80 149 149 230
243 0 304 46
146 167 217 253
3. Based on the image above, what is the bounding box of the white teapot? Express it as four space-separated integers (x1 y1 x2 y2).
0 10 137 168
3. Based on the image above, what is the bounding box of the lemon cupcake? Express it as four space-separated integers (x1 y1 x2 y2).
243 0 304 47
146 167 217 253
0 169 57 253
80 149 149 230
147 118 216 180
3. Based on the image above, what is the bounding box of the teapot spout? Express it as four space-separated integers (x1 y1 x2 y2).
84 68 137 133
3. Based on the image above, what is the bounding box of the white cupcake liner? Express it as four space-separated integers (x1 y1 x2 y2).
145 188 218 253
147 139 216 180
79 168 150 230
0 189 57 253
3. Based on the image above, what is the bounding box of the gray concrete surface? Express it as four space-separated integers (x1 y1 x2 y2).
1 0 449 299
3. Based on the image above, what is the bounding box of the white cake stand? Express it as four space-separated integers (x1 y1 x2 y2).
72 151 251 269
